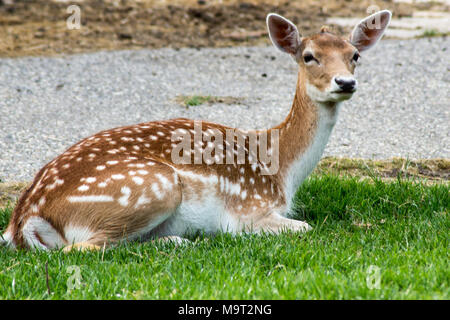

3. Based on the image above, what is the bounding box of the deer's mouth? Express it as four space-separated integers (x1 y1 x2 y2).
328 89 355 102
332 88 356 94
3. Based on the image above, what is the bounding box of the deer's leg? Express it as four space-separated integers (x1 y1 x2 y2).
63 242 102 252
62 236 189 253
56 161 183 250
154 235 190 245
245 213 312 234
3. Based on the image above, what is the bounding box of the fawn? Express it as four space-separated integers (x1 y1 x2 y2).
1 11 391 251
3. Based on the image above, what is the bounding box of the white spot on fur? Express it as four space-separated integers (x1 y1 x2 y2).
156 173 172 190
135 192 151 208
118 186 131 206
121 137 134 142
78 185 89 192
176 169 218 185
67 195 114 203
151 183 163 200
86 177 96 183
227 181 241 196
38 197 46 207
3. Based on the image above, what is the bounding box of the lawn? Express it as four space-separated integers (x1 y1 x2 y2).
0 173 448 299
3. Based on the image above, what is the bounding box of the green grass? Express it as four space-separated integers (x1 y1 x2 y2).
419 29 449 38
183 95 212 107
0 174 448 299
175 95 244 108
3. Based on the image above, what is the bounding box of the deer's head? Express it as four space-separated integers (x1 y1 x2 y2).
267 11 391 103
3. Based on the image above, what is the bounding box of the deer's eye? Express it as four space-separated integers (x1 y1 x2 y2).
352 52 360 62
303 53 317 64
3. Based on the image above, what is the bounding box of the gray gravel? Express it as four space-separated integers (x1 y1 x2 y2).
0 37 449 182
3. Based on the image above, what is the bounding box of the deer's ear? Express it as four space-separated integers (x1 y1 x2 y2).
350 10 391 52
266 13 301 56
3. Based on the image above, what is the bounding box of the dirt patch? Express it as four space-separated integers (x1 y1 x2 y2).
0 181 29 209
315 157 450 181
0 0 440 58
175 95 245 108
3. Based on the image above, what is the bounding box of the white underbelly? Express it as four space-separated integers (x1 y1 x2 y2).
152 195 239 237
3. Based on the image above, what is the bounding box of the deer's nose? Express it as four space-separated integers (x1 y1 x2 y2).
334 77 356 93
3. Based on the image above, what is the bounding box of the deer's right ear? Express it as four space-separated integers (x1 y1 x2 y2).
266 13 301 57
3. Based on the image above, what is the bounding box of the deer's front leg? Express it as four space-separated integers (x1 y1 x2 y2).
244 213 312 234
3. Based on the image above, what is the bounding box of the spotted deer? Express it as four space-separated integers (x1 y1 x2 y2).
1 11 391 251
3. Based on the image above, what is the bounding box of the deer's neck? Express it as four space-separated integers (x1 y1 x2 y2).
273 73 340 212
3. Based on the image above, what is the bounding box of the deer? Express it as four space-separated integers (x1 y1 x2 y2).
1 11 391 251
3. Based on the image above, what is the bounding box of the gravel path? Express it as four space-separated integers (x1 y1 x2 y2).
0 37 449 182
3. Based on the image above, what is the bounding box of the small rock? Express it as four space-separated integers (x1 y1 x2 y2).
118 33 132 40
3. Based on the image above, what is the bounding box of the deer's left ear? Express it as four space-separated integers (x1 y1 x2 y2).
350 10 391 52
266 13 301 57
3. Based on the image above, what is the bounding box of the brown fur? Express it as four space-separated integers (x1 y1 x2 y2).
299 33 356 91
